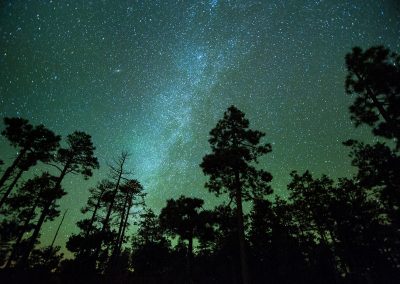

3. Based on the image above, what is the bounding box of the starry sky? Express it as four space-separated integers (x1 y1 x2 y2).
0 0 399 253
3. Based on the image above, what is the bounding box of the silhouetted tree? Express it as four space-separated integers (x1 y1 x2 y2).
0 117 60 209
109 179 145 271
343 45 400 281
100 152 130 236
344 140 400 221
342 140 400 279
89 152 131 268
249 198 309 284
131 208 172 277
49 209 68 249
19 131 98 268
203 203 244 284
134 208 165 246
68 153 144 274
159 195 211 282
50 131 99 181
68 179 114 261
287 171 342 283
0 117 32 189
200 105 273 284
81 180 113 238
4 173 56 267
345 46 400 147
288 171 336 242
17 173 65 268
66 180 114 273
331 178 396 282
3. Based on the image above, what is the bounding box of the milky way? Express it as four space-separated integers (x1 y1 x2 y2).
0 0 399 252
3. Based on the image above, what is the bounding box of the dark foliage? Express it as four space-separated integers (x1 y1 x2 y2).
345 46 400 148
0 117 60 209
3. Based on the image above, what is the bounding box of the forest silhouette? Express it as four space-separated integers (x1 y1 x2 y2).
0 46 399 283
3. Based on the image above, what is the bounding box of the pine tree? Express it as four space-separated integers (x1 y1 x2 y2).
200 105 273 284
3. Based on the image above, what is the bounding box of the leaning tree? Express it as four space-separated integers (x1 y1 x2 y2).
0 117 60 209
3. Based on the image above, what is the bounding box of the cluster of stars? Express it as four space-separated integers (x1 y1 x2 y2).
0 0 399 254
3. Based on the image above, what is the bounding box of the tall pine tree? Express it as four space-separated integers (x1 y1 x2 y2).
200 106 273 284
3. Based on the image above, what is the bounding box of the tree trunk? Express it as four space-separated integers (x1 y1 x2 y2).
108 192 129 272
102 173 122 231
50 209 68 249
115 192 129 254
18 200 52 268
317 226 339 284
229 256 238 284
93 166 124 261
117 190 134 253
0 148 26 190
366 88 392 124
0 168 25 209
79 189 104 256
85 191 104 239
355 72 400 142
187 234 193 284
354 72 391 122
235 171 249 284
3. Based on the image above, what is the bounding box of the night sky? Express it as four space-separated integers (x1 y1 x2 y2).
0 0 399 254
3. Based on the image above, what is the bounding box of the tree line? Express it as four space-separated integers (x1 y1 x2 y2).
0 45 399 283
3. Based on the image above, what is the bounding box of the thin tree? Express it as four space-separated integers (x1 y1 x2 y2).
50 209 68 249
102 151 131 233
81 180 114 247
114 179 145 258
91 151 131 265
108 179 145 272
200 105 273 284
